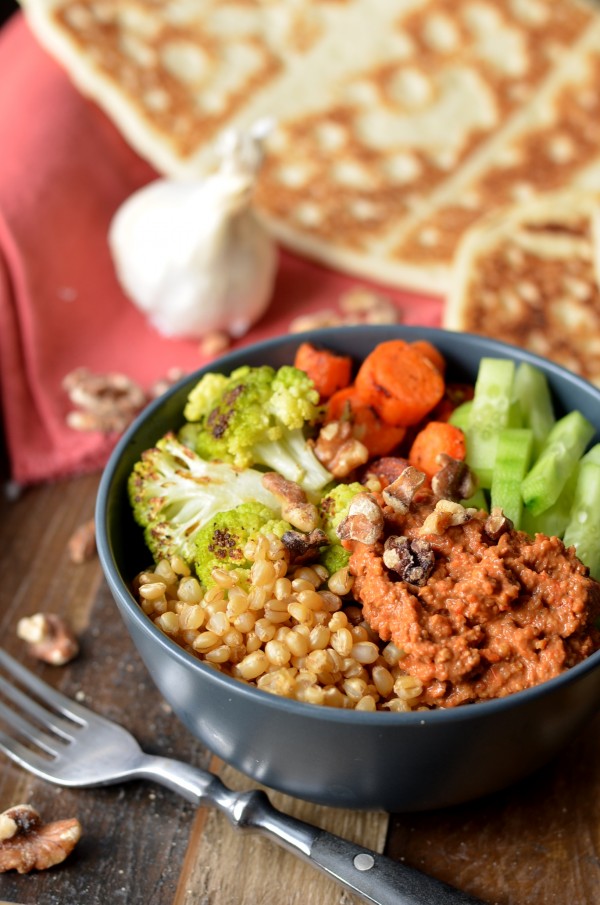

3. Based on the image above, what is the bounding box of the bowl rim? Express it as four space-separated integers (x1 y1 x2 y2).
96 324 600 725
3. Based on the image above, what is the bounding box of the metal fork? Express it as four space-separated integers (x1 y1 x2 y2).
0 648 483 905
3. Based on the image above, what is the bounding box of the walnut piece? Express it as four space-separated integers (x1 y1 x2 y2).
383 536 435 586
314 421 369 478
484 506 514 540
288 287 401 333
282 528 329 564
67 518 96 564
431 454 478 502
382 466 425 514
338 287 401 324
198 330 231 358
16 614 79 665
63 367 146 433
0 805 81 874
261 473 320 532
419 500 478 536
148 367 186 400
336 493 384 545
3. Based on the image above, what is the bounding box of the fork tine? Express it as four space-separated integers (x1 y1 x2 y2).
0 648 90 724
0 673 79 740
0 698 64 756
0 728 57 777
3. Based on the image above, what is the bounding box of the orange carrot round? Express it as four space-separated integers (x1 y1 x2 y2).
294 342 353 401
326 386 406 457
355 340 445 427
408 421 466 479
410 340 446 375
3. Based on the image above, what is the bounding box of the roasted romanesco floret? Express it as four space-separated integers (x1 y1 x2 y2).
182 364 332 496
318 482 364 574
127 433 282 565
194 501 291 588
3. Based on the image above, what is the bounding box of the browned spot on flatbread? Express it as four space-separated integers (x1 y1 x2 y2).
444 190 600 386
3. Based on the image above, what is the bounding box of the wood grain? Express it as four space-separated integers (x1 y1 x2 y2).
0 473 599 905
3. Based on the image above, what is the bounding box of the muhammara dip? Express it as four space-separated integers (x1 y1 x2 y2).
347 484 600 708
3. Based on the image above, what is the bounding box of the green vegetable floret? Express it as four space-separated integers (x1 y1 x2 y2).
318 482 364 574
195 502 291 588
320 543 352 575
128 433 282 565
182 364 332 496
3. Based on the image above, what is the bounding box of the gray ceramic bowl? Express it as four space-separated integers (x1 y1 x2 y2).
96 325 600 812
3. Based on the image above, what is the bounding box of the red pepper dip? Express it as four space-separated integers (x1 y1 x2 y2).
347 485 600 708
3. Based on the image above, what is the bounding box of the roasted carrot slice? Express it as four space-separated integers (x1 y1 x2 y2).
326 386 406 458
410 340 446 375
408 421 466 479
355 340 445 427
294 342 353 401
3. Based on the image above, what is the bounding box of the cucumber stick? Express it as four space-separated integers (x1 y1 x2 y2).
563 461 600 579
521 411 595 516
491 429 533 528
580 443 600 466
461 486 489 512
512 362 555 456
448 400 472 432
465 358 515 488
521 466 578 539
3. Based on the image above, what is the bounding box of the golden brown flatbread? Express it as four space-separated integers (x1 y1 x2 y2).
444 190 600 386
19 0 600 294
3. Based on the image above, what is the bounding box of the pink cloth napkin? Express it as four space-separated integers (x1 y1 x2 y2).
0 14 443 487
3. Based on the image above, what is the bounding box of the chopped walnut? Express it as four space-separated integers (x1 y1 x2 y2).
282 528 329 564
16 614 79 665
338 288 401 324
363 456 410 488
148 367 186 399
261 473 320 532
288 289 402 334
63 367 146 433
431 454 478 502
288 308 344 333
484 506 514 540
198 330 231 358
419 500 478 536
336 493 384 545
383 536 435 586
0 805 81 874
314 421 369 478
382 466 425 514
67 518 96 564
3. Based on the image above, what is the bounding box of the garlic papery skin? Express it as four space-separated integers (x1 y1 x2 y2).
108 121 278 340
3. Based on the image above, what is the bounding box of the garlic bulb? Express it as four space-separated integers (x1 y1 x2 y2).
108 120 278 340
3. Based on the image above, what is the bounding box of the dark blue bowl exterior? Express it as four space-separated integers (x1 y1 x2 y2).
96 325 600 811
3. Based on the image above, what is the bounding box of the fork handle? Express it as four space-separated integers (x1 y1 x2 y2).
231 787 484 905
137 756 484 905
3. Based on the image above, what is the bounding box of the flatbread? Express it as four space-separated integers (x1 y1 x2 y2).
444 190 600 386
19 0 600 294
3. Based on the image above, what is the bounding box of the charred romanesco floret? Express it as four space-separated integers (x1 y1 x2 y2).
194 501 291 588
318 482 364 574
127 433 282 565
182 365 332 496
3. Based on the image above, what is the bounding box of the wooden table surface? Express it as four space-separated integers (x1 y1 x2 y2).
0 471 599 905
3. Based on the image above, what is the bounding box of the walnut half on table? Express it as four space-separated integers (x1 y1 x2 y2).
0 805 81 874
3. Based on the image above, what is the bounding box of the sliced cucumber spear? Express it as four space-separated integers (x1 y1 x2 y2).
521 411 595 516
491 428 534 528
563 461 600 579
465 358 515 488
512 362 555 457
